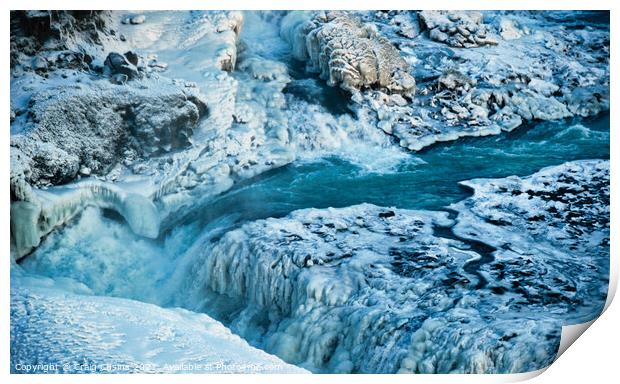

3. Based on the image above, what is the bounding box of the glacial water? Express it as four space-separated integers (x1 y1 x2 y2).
169 112 610 232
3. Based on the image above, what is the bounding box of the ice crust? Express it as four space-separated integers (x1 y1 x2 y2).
418 11 499 47
10 268 307 374
280 10 608 151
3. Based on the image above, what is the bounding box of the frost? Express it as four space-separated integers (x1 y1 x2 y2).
10 268 307 373
281 11 415 95
419 11 499 47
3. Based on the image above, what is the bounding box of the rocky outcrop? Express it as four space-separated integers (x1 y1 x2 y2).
419 11 499 47
281 11 415 95
104 51 142 81
349 10 609 151
10 79 207 197
10 11 111 71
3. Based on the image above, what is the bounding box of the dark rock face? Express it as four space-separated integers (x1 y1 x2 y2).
104 52 141 80
10 83 208 199
10 11 111 70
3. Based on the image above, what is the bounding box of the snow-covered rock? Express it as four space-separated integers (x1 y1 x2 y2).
450 160 610 320
419 11 499 47
164 187 606 373
281 11 415 95
350 10 609 151
10 11 111 71
10 77 207 195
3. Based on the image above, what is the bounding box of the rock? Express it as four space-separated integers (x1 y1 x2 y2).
10 11 111 71
527 78 559 96
391 13 420 38
130 14 146 25
104 52 140 80
124 50 139 66
419 11 499 47
10 79 208 196
31 56 48 72
438 69 475 91
281 11 415 96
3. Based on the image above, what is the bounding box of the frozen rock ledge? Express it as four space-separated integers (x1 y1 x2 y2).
166 159 608 374
281 11 415 95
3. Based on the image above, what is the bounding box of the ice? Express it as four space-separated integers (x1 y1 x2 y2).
281 11 415 95
154 203 584 373
11 180 160 260
10 266 307 374
450 159 610 323
10 10 610 375
19 158 609 373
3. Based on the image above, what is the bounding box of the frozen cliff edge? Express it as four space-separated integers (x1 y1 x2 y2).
10 10 253 255
161 159 609 373
11 180 160 260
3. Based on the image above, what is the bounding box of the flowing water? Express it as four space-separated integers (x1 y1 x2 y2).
170 112 610 231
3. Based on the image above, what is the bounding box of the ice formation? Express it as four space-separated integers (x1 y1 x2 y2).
450 160 610 321
11 180 160 260
281 11 415 95
163 172 606 373
418 11 499 47
350 11 609 150
10 268 307 373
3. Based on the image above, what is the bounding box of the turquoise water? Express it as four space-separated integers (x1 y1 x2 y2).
175 113 609 230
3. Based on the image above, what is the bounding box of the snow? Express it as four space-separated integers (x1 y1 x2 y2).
450 160 610 323
11 266 307 374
